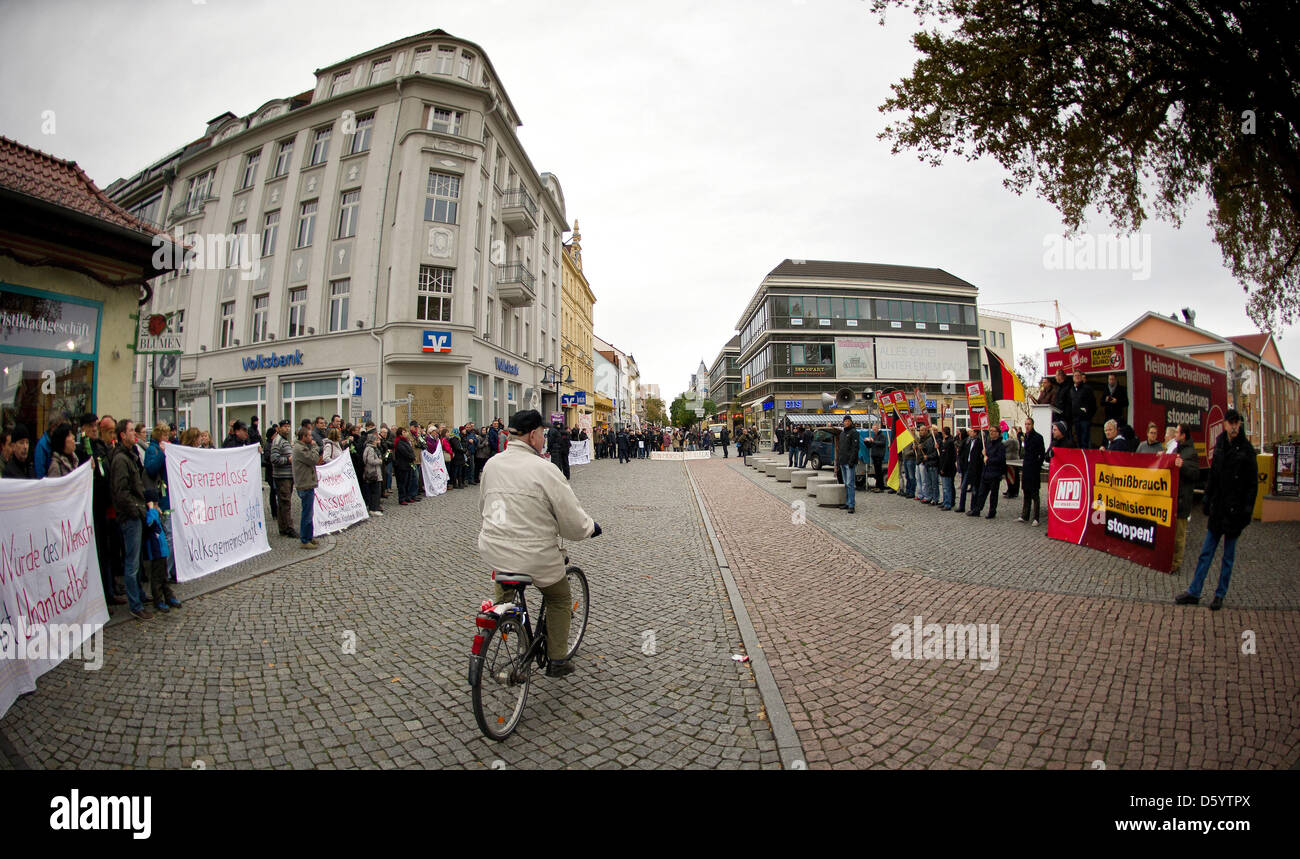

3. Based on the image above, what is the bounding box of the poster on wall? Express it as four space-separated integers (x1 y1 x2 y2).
313 454 369 534
835 337 875 380
874 338 968 380
165 443 271 582
1275 444 1298 497
1047 448 1180 572
0 462 108 719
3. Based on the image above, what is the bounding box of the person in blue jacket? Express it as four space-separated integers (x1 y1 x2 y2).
143 425 178 584
141 490 181 613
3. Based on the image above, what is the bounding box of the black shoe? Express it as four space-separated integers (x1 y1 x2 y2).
966 511 979 517
846 507 854 514
985 513 996 519
1209 597 1223 611
545 659 576 678
1174 592 1199 605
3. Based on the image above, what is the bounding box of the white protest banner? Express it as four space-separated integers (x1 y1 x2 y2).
568 439 590 466
313 454 368 534
165 443 270 582
422 447 448 496
0 462 108 719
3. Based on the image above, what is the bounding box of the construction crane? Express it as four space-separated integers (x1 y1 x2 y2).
978 300 1101 338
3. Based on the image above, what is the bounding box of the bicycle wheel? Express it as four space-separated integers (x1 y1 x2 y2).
471 616 532 741
563 566 590 660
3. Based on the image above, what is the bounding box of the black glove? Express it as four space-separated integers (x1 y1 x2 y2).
590 522 602 538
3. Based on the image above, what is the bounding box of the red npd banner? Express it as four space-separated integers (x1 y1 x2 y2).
1047 447 1180 573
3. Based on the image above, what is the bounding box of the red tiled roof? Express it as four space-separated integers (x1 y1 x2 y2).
0 135 160 236
1226 333 1270 356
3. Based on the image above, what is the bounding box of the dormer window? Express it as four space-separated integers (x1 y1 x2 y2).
370 57 392 84
412 46 431 74
458 51 475 80
435 46 455 74
329 69 350 97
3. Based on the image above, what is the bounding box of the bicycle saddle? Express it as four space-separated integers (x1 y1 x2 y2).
493 572 533 587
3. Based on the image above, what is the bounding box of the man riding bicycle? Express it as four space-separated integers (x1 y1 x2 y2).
477 409 601 677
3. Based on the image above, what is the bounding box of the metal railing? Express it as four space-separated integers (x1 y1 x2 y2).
500 186 538 217
495 262 536 290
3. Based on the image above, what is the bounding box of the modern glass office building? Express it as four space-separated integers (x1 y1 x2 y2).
735 260 982 438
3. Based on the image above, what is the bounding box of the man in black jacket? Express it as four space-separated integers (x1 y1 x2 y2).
720 425 730 458
1101 373 1128 424
967 429 1006 519
835 415 859 513
1017 418 1046 525
955 429 982 512
1069 370 1097 448
870 428 887 491
1176 410 1257 610
938 426 957 510
1169 422 1199 568
108 419 151 620
547 422 571 479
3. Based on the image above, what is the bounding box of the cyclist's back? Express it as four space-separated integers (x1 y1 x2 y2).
477 409 599 676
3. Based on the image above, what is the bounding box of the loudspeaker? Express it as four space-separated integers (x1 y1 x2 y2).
862 389 875 401
835 388 855 408
821 392 837 409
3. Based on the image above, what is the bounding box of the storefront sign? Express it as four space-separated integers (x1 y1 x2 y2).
0 462 108 720
560 391 588 406
177 379 212 403
312 454 368 535
133 313 182 354
165 443 271 581
495 357 519 376
242 350 304 372
1 286 100 355
784 400 803 409
1047 448 1180 572
791 365 832 377
422 330 452 353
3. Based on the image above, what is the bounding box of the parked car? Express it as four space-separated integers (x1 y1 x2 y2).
805 426 868 489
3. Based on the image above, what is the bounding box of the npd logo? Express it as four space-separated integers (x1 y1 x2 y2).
1050 463 1087 525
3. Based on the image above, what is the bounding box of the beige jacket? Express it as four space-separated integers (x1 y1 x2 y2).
478 439 595 586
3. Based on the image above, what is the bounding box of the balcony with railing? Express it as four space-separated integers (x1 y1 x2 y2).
500 186 538 235
495 262 536 308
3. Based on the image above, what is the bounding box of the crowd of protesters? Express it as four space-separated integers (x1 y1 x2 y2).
747 384 1259 609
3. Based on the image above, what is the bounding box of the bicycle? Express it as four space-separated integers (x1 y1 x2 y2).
469 550 590 741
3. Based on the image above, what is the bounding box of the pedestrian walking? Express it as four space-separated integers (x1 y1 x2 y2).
835 415 859 514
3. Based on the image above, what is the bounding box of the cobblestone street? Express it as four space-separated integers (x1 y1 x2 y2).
0 458 778 769
692 455 1300 769
3 452 1297 770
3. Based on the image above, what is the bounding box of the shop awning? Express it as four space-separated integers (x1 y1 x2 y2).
783 413 880 426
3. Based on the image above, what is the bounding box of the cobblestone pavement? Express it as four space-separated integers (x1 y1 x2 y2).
690 456 1300 769
728 454 1300 609
0 457 779 769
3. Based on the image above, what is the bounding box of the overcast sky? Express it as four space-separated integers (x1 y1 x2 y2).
3 0 1294 398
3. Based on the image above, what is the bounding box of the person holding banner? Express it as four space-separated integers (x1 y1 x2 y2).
967 428 1006 519
1176 410 1257 610
293 426 321 548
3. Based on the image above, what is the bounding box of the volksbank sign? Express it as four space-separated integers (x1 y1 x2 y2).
495 357 520 376
242 350 304 372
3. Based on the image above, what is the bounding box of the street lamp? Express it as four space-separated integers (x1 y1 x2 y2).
541 362 573 423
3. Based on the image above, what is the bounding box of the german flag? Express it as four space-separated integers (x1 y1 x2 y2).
985 347 1026 403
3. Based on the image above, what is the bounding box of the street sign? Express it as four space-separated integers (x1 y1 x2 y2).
382 396 413 407
176 379 211 403
351 375 362 396
131 313 183 354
